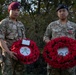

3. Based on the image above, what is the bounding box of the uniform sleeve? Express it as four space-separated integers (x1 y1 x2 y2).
0 20 6 39
43 23 52 41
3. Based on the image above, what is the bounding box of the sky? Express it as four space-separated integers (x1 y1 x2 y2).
17 0 33 2
17 0 37 11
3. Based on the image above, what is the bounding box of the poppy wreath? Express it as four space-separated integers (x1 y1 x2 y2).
43 37 76 69
11 38 40 64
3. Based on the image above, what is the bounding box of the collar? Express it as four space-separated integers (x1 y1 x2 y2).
7 17 19 23
56 20 70 25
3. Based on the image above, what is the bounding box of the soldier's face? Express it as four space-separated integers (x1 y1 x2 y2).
57 9 68 20
9 9 20 19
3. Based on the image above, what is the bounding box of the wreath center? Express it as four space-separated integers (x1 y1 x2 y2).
57 47 69 56
20 47 31 56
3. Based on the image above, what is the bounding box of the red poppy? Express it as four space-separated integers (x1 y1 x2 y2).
43 37 76 69
11 38 40 64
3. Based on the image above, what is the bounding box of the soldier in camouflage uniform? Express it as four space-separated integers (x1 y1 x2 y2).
43 4 76 75
0 2 26 75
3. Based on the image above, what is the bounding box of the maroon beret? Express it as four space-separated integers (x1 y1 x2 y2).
8 2 21 12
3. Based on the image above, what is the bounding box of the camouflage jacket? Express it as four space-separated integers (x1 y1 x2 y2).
43 20 76 41
0 17 26 48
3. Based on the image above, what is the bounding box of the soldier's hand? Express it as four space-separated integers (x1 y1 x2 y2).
45 39 50 43
8 51 18 60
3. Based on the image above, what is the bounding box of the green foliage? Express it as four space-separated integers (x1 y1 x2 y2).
0 0 5 5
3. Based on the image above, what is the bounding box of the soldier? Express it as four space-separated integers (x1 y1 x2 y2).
0 2 26 75
43 4 76 75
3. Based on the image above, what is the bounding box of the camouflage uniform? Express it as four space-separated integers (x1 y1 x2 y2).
43 20 76 75
0 17 26 75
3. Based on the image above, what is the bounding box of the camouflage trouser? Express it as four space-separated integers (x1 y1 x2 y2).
1 52 26 75
47 64 76 75
12 60 26 75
